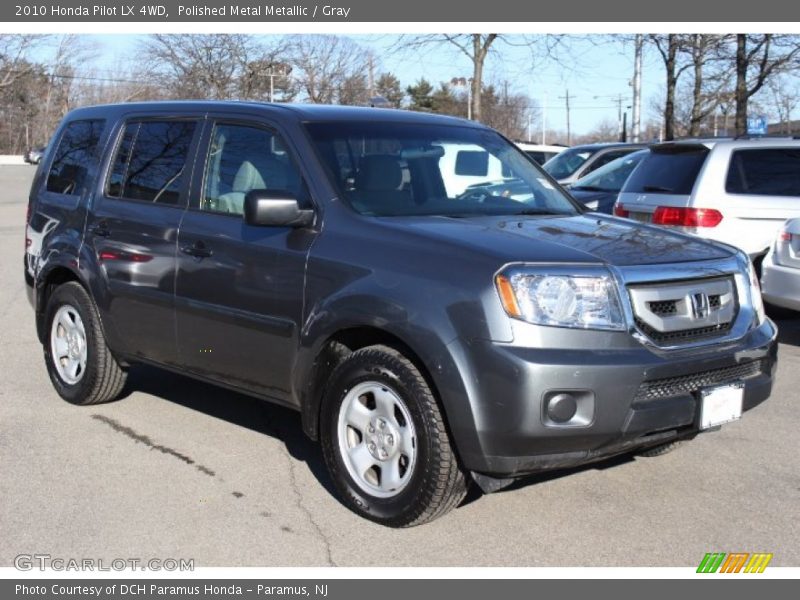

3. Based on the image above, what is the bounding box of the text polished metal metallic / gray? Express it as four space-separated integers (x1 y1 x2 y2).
608 254 758 351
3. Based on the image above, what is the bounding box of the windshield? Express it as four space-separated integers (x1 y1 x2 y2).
571 150 647 192
304 121 580 217
542 147 593 180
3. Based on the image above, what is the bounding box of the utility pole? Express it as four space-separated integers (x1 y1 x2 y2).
542 92 547 145
264 63 292 103
367 54 375 100
559 89 572 145
632 34 643 142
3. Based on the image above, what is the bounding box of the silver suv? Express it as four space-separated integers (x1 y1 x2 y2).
615 138 800 263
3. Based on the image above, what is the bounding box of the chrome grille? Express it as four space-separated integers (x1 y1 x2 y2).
628 276 738 346
633 359 765 403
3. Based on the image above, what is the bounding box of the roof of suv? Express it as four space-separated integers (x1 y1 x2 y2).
651 137 800 151
65 100 486 128
564 142 647 152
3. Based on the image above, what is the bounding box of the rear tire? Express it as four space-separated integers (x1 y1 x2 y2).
43 282 127 405
636 440 685 458
320 345 467 527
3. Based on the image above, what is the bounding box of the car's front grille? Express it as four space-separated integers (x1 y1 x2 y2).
647 300 678 316
628 275 738 346
634 317 733 344
633 359 765 403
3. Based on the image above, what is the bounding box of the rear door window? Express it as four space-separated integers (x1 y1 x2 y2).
726 148 800 196
46 119 106 195
582 149 633 175
107 120 197 205
622 147 709 195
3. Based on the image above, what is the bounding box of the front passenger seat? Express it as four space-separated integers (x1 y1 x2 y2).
217 156 289 215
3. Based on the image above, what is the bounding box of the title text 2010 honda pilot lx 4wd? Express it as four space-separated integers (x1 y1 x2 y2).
25 102 777 527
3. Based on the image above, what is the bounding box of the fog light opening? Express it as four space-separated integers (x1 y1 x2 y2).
547 393 578 423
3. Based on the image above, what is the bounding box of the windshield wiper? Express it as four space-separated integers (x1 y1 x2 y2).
511 208 561 216
571 185 612 192
642 184 674 193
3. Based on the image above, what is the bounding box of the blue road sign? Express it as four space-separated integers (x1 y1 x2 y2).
747 115 769 136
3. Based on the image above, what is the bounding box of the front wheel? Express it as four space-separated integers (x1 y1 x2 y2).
320 345 467 527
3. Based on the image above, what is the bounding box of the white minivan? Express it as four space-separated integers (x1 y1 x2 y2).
614 139 800 263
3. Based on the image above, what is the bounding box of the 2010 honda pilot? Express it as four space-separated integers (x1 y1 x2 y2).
24 102 778 527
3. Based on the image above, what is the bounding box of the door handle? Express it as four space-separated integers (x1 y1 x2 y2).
91 222 111 237
180 240 213 258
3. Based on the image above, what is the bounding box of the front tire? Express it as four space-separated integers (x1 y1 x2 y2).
320 345 467 527
43 282 127 405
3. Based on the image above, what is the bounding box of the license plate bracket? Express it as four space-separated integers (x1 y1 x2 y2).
699 383 744 430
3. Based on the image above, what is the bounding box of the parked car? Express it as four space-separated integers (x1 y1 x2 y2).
569 150 648 214
761 218 800 311
515 142 567 165
542 142 647 185
25 102 776 527
614 138 800 264
24 146 46 165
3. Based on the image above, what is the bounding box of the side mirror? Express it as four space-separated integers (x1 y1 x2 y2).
243 190 314 228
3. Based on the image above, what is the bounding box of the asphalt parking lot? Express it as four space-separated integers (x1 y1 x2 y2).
1 165 798 568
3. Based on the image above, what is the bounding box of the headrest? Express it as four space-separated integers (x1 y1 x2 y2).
354 154 403 192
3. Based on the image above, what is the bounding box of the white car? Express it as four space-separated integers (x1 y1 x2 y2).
761 218 800 311
615 138 800 261
514 142 566 165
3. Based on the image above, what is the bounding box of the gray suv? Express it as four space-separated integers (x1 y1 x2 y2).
24 102 777 527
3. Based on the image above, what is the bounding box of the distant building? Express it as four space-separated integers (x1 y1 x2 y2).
767 120 800 136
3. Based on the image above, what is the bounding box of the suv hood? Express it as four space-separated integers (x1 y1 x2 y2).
377 213 734 266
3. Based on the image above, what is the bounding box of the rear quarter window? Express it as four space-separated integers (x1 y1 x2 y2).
622 147 709 195
725 148 800 196
45 119 106 196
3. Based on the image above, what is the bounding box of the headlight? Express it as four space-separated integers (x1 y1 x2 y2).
495 266 625 330
745 256 766 325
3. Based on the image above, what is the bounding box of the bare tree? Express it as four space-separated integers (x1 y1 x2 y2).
286 35 370 104
141 34 289 100
684 35 734 136
649 34 693 141
0 34 48 90
733 34 800 135
396 35 564 123
766 75 800 134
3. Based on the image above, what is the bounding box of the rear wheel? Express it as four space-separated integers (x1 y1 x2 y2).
320 345 467 527
43 282 127 405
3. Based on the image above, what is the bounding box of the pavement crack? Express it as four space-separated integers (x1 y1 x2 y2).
276 429 336 566
91 414 216 477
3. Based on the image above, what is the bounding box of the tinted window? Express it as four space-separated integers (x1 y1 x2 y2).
455 151 489 176
726 149 800 196
526 151 558 165
582 149 632 175
622 147 709 195
108 120 196 205
572 150 647 192
46 119 105 195
543 147 594 179
201 123 306 215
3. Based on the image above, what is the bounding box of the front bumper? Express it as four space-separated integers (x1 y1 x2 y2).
452 318 778 478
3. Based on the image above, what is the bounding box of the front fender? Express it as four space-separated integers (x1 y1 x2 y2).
294 290 487 468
